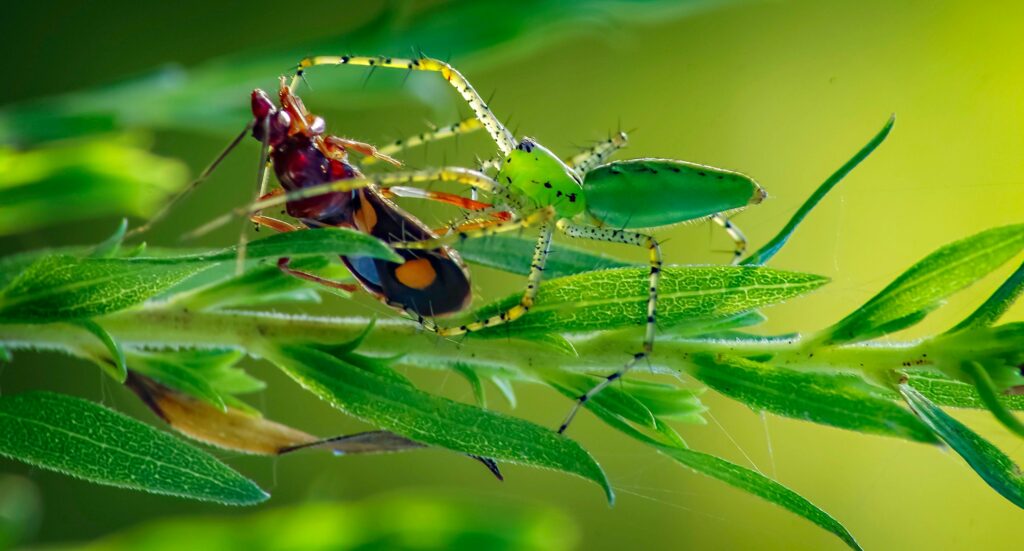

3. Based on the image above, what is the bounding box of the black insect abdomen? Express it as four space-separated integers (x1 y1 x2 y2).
342 189 471 316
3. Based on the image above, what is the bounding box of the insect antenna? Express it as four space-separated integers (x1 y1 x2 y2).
127 123 253 238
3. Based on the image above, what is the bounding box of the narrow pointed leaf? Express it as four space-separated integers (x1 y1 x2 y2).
90 218 129 258
0 228 397 323
899 384 1024 509
963 361 1024 439
0 391 267 505
743 115 894 265
266 345 613 502
451 363 487 407
906 372 1024 411
470 265 828 336
659 446 861 550
541 370 657 429
75 319 127 383
173 257 343 310
491 376 518 409
821 224 1024 344
691 354 936 442
0 254 211 323
950 260 1024 332
194 227 400 264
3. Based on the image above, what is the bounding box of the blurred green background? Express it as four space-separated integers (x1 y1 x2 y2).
2 0 1023 549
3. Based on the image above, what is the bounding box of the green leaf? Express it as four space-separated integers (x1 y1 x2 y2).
457 234 633 278
0 228 398 323
662 310 767 337
541 370 657 429
659 446 861 550
266 345 613 502
950 260 1024 332
906 372 1024 411
690 354 937 443
962 361 1024 439
470 265 828 336
0 391 267 505
743 115 894 265
90 218 129 258
173 257 342 310
543 371 689 448
195 227 400 264
617 379 706 422
127 349 258 411
491 376 518 408
452 363 487 408
0 138 187 236
821 223 1024 344
0 254 211 323
899 383 1024 509
75 319 127 383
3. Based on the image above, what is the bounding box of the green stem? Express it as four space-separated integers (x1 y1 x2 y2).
0 305 943 383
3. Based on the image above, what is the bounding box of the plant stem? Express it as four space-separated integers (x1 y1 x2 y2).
0 305 942 383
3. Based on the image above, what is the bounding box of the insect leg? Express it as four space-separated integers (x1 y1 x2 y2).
324 135 402 167
246 214 358 293
710 213 748 265
249 214 300 233
363 117 484 166
412 219 554 337
565 131 629 176
276 258 357 293
554 220 662 433
292 56 516 155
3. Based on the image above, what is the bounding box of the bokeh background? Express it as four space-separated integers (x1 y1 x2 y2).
2 0 1023 549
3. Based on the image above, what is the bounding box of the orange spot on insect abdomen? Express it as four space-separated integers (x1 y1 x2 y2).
394 258 437 290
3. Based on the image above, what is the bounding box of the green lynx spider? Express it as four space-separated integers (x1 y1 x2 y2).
245 55 766 433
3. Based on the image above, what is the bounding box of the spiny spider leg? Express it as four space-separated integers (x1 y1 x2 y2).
710 213 748 265
364 117 484 166
410 216 555 337
553 220 662 433
566 131 629 176
292 56 516 155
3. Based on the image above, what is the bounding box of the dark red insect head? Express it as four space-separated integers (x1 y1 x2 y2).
250 89 292 147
